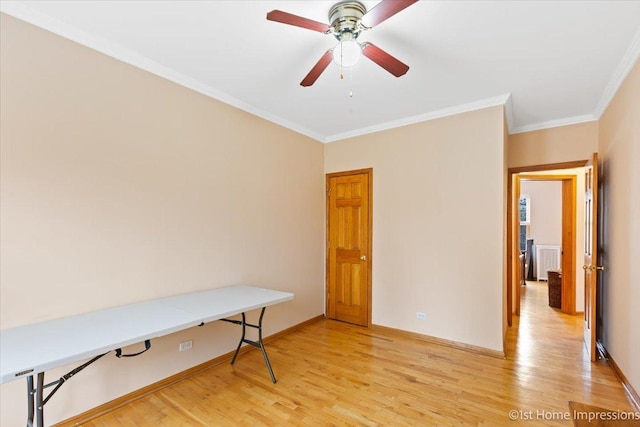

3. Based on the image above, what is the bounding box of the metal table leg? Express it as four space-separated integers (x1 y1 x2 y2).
36 372 44 427
26 375 35 427
224 307 277 383
24 353 108 426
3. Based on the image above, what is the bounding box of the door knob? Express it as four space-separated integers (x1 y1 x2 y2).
360 255 367 261
583 264 605 271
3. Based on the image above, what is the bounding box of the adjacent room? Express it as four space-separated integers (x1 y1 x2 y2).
1 1 639 426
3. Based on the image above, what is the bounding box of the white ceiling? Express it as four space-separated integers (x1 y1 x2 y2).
2 1 640 142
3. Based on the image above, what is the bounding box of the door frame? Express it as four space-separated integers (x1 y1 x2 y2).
506 160 587 326
326 168 373 326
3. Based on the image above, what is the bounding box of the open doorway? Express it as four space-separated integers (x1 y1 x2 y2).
506 160 589 328
515 173 579 316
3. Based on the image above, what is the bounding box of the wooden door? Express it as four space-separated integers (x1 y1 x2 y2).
326 170 371 326
583 153 601 361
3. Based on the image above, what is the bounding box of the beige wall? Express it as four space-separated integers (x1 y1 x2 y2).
598 59 640 398
509 121 599 168
502 114 509 347
325 106 506 352
0 14 325 426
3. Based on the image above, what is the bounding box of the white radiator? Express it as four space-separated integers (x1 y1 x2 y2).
536 245 561 280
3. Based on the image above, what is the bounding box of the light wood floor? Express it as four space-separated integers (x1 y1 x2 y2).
83 282 635 426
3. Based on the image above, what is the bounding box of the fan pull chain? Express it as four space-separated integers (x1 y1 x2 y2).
336 41 353 98
339 41 345 80
339 68 352 97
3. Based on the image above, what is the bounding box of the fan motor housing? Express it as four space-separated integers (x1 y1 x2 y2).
328 1 366 39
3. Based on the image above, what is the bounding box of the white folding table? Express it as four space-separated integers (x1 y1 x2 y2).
0 285 294 427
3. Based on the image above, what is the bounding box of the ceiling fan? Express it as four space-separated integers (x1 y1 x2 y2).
267 0 418 86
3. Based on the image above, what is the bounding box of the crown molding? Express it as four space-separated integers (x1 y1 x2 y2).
2 1 636 143
593 26 640 119
0 2 326 143
0 7 514 143
324 94 512 143
503 94 514 134
509 114 598 135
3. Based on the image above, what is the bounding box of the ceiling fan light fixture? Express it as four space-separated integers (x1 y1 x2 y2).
267 0 418 86
333 39 361 68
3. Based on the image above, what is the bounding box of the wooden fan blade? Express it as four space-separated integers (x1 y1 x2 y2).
267 10 331 33
301 50 334 87
361 42 409 77
361 0 419 28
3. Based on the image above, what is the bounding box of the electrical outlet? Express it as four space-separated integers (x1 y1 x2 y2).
416 312 426 320
179 340 192 351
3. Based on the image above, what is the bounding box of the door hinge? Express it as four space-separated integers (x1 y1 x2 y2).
327 187 331 197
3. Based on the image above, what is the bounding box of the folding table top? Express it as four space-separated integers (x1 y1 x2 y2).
0 285 293 384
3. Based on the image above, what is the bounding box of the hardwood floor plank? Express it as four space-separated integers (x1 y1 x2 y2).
68 282 637 426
